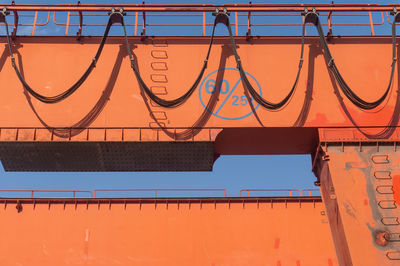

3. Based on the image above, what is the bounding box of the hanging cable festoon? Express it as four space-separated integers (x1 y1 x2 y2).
120 10 230 108
122 8 311 110
306 7 400 110
213 9 314 110
0 7 124 104
2 7 397 109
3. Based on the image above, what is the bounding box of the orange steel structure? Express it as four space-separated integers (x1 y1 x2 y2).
1 3 400 265
0 195 337 266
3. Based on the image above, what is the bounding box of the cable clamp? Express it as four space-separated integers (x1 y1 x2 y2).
212 7 230 17
302 7 319 25
108 7 126 25
92 57 97 67
108 7 126 17
392 58 397 67
391 7 400 23
0 7 9 17
327 58 334 68
236 58 242 69
204 58 208 68
129 57 136 68
0 7 9 22
299 58 304 68
212 8 230 26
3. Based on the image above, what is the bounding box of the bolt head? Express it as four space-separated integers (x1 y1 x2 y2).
375 231 390 246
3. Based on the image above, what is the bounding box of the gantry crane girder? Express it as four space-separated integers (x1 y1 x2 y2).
0 196 336 266
1 3 400 265
0 36 398 171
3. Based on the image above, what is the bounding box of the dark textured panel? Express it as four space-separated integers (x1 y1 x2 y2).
0 142 214 172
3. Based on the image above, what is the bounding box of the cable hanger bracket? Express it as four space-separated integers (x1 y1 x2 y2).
302 7 319 26
0 7 9 22
212 8 230 26
391 7 400 23
108 7 125 24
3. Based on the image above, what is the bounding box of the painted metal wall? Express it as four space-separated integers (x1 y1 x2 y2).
0 197 336 266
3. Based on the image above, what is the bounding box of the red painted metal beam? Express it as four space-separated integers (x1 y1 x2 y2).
0 4 399 13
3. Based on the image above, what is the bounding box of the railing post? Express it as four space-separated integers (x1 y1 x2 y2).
246 1 252 40
368 12 375 36
31 11 38 36
134 11 138 36
65 11 70 36
327 11 333 40
76 1 83 40
11 11 18 39
202 12 205 36
141 1 146 41
235 11 238 36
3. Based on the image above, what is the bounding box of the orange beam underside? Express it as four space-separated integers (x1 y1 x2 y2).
0 197 337 266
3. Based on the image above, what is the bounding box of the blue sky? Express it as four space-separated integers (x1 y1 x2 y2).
0 0 397 198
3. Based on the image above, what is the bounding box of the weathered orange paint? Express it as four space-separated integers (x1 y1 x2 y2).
0 36 398 135
394 175 400 206
314 131 400 265
1 4 400 265
0 197 337 266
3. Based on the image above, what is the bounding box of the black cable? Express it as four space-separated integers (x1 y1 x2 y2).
120 11 223 108
216 10 311 110
0 9 121 104
309 8 399 110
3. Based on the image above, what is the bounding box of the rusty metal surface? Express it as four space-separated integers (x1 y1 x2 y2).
315 141 400 265
0 142 214 171
0 197 337 266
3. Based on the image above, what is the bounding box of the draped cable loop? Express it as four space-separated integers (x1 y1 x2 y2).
1 6 398 111
0 7 122 104
311 7 400 110
216 8 312 110
121 9 227 108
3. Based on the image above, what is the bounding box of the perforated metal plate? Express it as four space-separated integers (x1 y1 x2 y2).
0 142 215 171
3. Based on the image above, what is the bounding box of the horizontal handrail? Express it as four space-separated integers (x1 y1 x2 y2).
94 188 227 198
0 5 390 37
1 4 400 13
0 189 93 198
301 189 321 196
0 188 320 198
239 189 302 197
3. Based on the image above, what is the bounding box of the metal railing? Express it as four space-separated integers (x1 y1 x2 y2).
93 188 227 198
0 189 93 198
0 188 320 198
301 189 321 196
239 189 303 197
0 3 397 37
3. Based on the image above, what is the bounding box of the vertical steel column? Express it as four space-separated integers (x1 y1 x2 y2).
314 129 400 265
